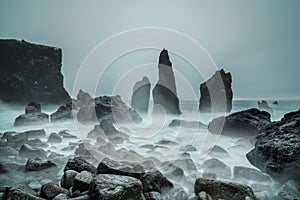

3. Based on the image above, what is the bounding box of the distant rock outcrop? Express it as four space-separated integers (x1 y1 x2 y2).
247 109 300 183
0 39 70 103
131 76 150 114
258 100 273 113
152 49 181 115
199 69 233 112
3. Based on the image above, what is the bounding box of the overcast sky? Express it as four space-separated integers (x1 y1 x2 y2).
1 0 299 100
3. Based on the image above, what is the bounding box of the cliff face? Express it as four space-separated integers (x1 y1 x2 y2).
131 76 150 114
199 69 233 112
152 49 181 114
0 39 70 104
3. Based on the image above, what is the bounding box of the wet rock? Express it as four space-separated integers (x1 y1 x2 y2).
61 170 79 189
161 163 184 182
0 146 18 157
40 182 68 199
47 132 62 143
246 109 300 183
208 108 271 136
202 158 231 179
58 130 77 139
141 170 173 193
28 180 42 192
87 125 105 139
194 178 257 200
14 102 49 126
152 49 181 114
131 76 151 114
77 89 94 107
202 172 217 180
169 119 207 129
27 138 48 148
174 153 197 171
179 145 197 152
19 144 47 159
64 157 96 174
53 193 68 200
0 157 26 173
97 157 145 179
258 100 273 113
273 101 278 105
24 129 46 138
89 174 145 200
207 145 230 157
198 191 212 200
4 185 43 200
6 132 28 147
276 180 300 200
100 119 129 142
74 143 93 156
144 191 162 200
50 105 73 122
233 166 271 182
25 102 41 114
0 39 70 104
73 170 93 192
25 158 57 171
199 69 233 112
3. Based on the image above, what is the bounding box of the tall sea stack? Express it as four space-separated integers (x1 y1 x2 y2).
199 69 233 112
152 49 181 114
0 39 70 104
131 76 150 114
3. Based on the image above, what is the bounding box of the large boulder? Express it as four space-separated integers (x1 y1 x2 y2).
199 69 233 112
3 185 44 200
40 182 69 199
89 174 145 200
0 39 70 103
131 76 151 114
194 178 257 200
246 109 300 183
64 157 96 174
152 49 181 115
208 108 271 136
14 102 49 126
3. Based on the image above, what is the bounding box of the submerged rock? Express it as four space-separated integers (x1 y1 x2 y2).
152 49 181 115
194 178 257 200
89 174 145 200
246 109 300 183
233 166 271 182
0 39 70 103
258 100 273 113
199 69 233 112
25 158 57 171
131 76 151 114
208 108 271 136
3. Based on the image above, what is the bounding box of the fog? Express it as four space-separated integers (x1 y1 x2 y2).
0 0 300 100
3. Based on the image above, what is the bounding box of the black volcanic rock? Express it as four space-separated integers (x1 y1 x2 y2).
246 109 300 183
0 39 70 103
131 76 151 114
50 105 73 122
152 49 181 115
208 108 271 136
14 102 49 126
199 69 233 112
258 100 273 113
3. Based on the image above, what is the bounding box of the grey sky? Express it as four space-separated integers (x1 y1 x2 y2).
0 0 299 100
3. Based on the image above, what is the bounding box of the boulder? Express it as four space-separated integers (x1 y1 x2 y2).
25 158 57 171
202 158 231 179
276 180 300 200
19 144 47 159
25 102 41 114
208 108 271 136
14 113 49 126
141 170 174 193
89 174 145 200
161 163 184 182
168 119 207 129
152 49 181 115
64 157 96 174
58 130 77 139
3 185 44 200
6 132 28 147
100 119 129 142
199 69 233 112
24 129 46 138
73 170 93 192
131 76 151 114
61 170 79 189
258 100 273 113
50 105 73 122
246 109 300 183
96 157 145 179
47 132 62 143
194 178 257 200
40 182 69 199
0 39 70 103
207 145 230 157
87 124 105 139
233 166 271 182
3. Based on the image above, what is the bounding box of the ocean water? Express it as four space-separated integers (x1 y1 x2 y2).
0 100 299 196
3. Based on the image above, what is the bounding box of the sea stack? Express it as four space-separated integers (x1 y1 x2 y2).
199 69 233 112
0 39 70 104
131 76 150 114
152 49 181 114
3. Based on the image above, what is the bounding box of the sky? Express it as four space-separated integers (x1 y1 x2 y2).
0 0 300 100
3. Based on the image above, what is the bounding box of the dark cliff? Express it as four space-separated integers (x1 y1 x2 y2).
0 39 70 104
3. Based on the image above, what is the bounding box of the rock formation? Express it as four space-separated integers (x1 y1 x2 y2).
0 39 70 103
131 76 151 114
152 49 181 114
208 108 271 136
199 69 233 112
247 109 300 183
258 100 273 113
